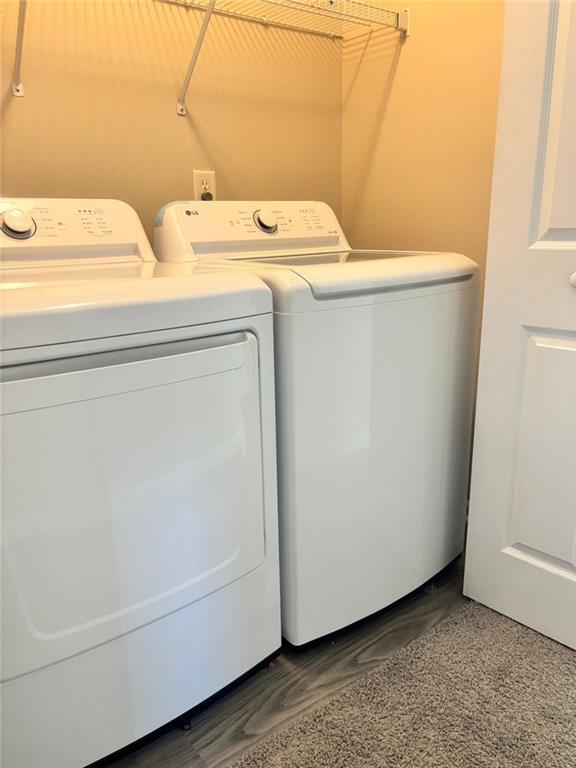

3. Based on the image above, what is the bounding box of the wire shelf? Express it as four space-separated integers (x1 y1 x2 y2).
8 0 409 116
160 0 410 114
163 0 409 39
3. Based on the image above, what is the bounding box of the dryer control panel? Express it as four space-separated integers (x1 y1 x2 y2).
154 201 350 262
0 199 155 269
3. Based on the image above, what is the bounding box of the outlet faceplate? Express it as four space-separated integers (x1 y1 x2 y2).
193 170 217 201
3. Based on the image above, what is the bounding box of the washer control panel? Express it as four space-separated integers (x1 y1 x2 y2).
0 198 155 267
155 201 349 261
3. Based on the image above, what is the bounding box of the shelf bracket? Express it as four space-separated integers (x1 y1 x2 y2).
399 8 410 37
11 0 28 97
177 0 217 116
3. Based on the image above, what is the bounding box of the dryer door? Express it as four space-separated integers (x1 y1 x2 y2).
1 332 265 679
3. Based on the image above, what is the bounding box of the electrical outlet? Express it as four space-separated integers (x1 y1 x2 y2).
193 170 217 201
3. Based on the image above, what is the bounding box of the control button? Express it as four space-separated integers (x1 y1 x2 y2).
253 208 278 233
1 208 36 239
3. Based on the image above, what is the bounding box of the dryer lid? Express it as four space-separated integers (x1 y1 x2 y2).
0 271 271 353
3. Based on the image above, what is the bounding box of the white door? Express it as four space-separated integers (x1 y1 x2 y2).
464 0 576 648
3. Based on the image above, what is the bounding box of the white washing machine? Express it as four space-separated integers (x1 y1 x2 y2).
154 201 481 647
0 199 280 767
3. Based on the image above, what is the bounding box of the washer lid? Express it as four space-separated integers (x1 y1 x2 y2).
0 271 271 352
245 250 479 299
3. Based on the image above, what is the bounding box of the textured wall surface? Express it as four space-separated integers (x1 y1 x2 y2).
1 0 342 236
1 0 503 266
342 1 505 274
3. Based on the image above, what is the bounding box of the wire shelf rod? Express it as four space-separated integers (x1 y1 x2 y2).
11 0 28 97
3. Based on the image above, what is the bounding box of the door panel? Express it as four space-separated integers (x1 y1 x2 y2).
464 0 576 648
1 333 265 679
533 1 576 243
509 330 576 568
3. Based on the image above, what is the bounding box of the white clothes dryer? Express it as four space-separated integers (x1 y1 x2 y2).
0 199 280 767
154 201 480 647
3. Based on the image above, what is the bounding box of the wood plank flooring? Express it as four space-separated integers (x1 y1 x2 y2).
106 560 465 768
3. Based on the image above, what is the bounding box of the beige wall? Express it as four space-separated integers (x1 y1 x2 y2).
1 1 503 261
1 0 342 237
342 1 504 273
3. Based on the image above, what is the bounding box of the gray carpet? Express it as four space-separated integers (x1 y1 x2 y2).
227 601 576 768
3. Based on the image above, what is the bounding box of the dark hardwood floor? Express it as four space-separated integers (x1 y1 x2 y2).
107 560 465 768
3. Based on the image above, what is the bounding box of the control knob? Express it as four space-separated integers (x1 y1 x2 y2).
253 208 278 234
1 208 36 239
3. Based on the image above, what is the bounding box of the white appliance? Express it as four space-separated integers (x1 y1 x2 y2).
155 201 481 647
0 199 281 767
